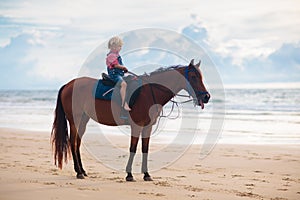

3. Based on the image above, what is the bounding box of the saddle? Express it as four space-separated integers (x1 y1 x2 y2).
94 73 142 108
101 73 117 87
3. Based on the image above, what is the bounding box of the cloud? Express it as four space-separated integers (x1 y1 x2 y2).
0 0 194 34
182 23 208 50
236 42 300 82
269 43 300 69
0 31 85 89
262 42 300 81
180 22 300 83
1 0 300 89
0 33 41 89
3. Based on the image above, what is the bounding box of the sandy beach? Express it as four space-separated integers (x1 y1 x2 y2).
0 127 299 200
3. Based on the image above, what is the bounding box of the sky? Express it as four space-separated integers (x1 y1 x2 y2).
0 0 300 89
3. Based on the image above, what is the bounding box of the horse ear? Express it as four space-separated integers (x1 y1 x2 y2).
195 60 201 68
189 59 195 66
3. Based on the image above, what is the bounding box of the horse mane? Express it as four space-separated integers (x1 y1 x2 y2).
150 65 185 75
140 65 185 77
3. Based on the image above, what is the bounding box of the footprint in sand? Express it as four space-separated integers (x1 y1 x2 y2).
264 157 271 160
245 183 255 187
139 192 165 197
251 178 268 183
106 177 124 182
282 173 291 176
231 174 243 178
154 181 171 187
211 182 223 186
236 192 262 199
43 182 56 185
89 175 102 179
78 187 100 191
282 177 295 182
277 188 288 191
184 185 203 192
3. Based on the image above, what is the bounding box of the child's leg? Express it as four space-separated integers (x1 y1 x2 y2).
120 81 131 111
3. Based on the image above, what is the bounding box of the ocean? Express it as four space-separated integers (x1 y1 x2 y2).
0 86 299 145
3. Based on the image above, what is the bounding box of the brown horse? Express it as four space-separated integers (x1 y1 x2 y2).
51 59 210 180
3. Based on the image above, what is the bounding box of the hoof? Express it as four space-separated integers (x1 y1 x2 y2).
143 172 153 181
83 172 88 177
126 173 136 182
76 173 85 179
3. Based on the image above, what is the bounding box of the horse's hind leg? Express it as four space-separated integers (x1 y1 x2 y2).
77 113 89 177
69 124 84 178
69 113 89 179
76 137 86 177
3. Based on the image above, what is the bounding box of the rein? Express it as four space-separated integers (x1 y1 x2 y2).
127 68 203 106
127 69 195 122
128 70 194 105
128 67 204 134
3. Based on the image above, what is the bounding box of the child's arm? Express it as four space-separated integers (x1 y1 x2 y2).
113 64 128 72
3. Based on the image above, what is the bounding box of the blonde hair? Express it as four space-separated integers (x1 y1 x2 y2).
108 36 123 49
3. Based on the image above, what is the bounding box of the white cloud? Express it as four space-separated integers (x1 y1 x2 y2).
1 0 300 88
189 0 300 66
215 38 275 67
0 0 193 33
22 30 88 81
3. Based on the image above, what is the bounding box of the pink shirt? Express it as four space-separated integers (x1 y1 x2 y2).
106 52 119 69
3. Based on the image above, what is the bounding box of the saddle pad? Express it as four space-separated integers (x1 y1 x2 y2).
94 80 114 100
94 77 142 108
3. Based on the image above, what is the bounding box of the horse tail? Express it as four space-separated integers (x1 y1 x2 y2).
51 85 70 169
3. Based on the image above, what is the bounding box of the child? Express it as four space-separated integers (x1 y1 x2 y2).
106 36 131 111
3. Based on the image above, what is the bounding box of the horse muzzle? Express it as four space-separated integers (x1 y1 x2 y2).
197 93 210 109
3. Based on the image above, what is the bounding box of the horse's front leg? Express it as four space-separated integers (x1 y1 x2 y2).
125 125 142 182
141 126 153 181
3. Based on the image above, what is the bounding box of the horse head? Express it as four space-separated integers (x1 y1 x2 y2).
184 59 210 109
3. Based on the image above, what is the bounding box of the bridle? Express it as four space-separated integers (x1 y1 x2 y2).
127 66 208 105
127 66 208 133
184 66 209 98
